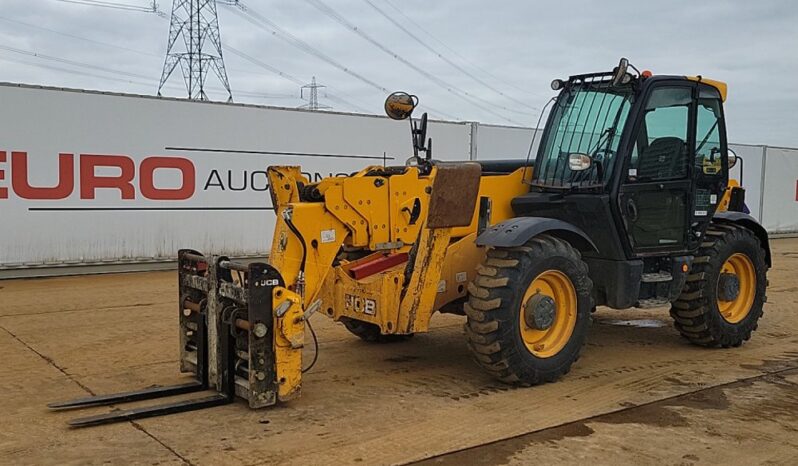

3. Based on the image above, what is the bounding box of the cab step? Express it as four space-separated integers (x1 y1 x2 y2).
636 298 671 309
641 272 673 283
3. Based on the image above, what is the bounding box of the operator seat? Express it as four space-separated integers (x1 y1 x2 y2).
637 136 688 181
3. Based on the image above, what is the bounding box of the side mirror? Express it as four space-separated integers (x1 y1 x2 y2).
568 153 592 171
611 57 632 86
727 148 738 168
384 92 417 120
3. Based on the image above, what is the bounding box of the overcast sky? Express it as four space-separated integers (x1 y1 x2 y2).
1 0 796 146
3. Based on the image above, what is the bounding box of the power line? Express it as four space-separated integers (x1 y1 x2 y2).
0 48 296 102
303 0 523 125
226 2 459 120
57 0 237 101
0 54 166 88
55 0 166 16
0 44 153 80
381 0 539 99
224 45 303 87
0 53 238 97
112 5 371 112
230 6 387 94
46 0 470 118
0 14 280 80
361 0 534 112
52 0 459 118
224 45 371 113
0 16 158 58
0 54 190 97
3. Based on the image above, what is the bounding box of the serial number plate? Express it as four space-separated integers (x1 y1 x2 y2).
345 294 377 316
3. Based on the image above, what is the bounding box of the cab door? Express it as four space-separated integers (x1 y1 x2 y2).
618 84 693 254
618 81 728 255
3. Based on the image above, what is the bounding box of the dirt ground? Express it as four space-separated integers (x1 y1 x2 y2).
2 239 798 465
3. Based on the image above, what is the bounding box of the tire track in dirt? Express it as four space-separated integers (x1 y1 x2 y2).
412 365 798 465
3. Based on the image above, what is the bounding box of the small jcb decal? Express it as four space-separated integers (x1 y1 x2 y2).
345 294 377 316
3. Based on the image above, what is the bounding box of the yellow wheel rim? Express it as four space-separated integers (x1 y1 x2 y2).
519 270 577 358
717 253 756 324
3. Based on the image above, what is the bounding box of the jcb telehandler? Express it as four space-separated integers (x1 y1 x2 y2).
52 59 769 427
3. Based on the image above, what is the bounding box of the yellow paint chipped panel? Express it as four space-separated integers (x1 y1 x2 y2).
434 233 486 310
397 228 453 333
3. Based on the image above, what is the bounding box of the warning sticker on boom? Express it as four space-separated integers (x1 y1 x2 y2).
321 229 336 244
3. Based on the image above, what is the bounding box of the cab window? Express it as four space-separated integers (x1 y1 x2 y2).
628 87 691 182
695 87 724 176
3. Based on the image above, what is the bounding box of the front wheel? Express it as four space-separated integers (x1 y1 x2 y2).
464 235 593 385
670 224 767 347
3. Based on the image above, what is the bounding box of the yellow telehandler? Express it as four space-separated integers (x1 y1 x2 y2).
51 59 770 427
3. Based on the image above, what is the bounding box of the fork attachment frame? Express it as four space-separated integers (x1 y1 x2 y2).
48 250 288 427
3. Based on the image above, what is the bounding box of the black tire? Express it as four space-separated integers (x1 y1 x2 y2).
464 235 593 385
670 224 767 347
340 317 414 343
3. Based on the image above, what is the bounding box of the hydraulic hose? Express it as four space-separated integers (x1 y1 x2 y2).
282 207 307 299
283 212 307 271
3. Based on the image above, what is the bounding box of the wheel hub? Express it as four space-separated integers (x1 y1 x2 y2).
524 293 556 330
718 272 740 302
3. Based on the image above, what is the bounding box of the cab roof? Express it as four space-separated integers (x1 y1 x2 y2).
686 76 727 102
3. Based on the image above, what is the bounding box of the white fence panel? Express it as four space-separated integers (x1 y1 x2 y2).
728 144 765 222
760 147 798 233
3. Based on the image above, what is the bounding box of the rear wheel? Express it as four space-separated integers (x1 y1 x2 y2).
465 235 592 385
670 224 767 347
340 317 414 343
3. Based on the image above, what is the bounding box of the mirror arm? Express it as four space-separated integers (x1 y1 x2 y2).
410 112 430 163
409 118 419 158
737 155 744 186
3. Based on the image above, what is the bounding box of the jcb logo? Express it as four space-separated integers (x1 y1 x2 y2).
344 294 377 316
0 151 195 200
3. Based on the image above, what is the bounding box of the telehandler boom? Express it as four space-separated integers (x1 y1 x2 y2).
51 59 769 427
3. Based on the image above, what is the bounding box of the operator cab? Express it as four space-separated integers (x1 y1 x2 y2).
512 58 739 308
